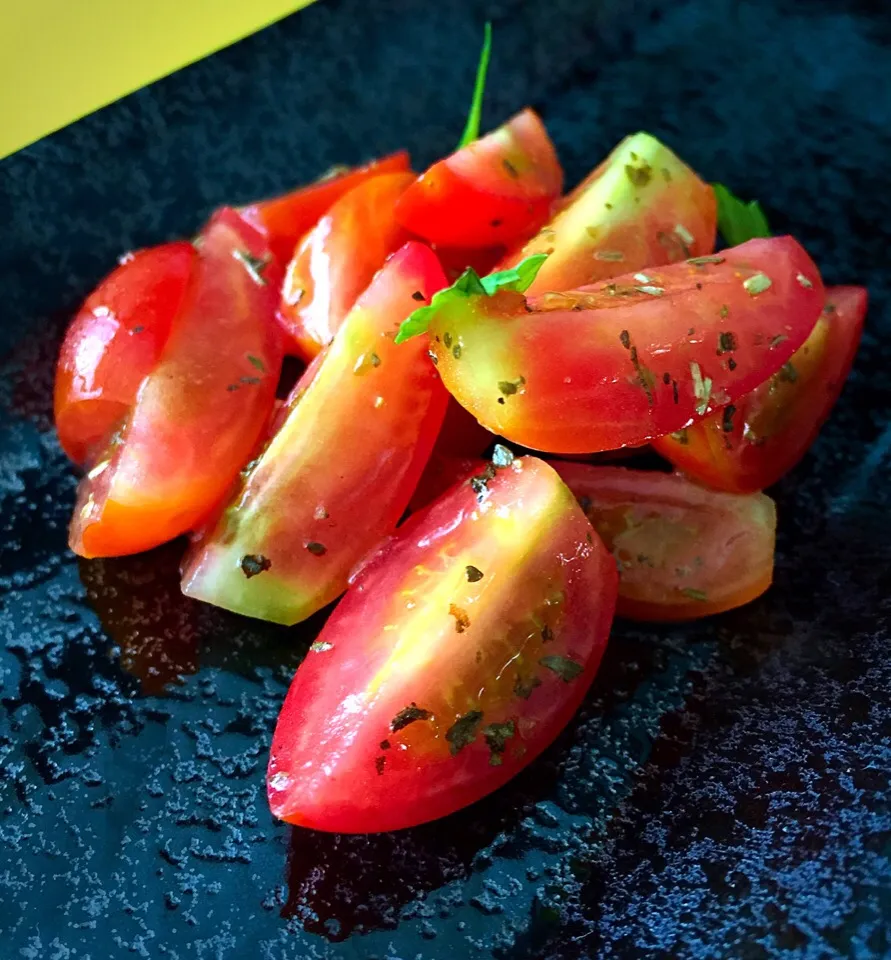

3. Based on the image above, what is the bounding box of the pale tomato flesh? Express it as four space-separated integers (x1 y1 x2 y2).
653 286 867 492
499 132 716 295
279 171 416 359
54 242 196 465
551 463 776 621
267 455 617 833
426 237 825 454
70 208 283 558
181 242 449 625
395 109 562 249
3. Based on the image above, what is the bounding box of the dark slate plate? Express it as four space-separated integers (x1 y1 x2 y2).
2 0 890 957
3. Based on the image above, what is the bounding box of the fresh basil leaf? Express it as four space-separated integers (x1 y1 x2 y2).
713 183 771 246
394 254 547 344
457 22 493 149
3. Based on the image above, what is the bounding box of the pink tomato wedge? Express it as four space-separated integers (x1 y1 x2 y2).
279 171 416 359
653 286 867 492
551 463 777 621
395 108 562 250
69 208 283 558
267 453 617 833
181 241 449 625
499 131 716 295
421 237 824 454
54 242 196 466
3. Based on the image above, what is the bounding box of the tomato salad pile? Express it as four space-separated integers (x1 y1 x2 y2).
54 29 865 833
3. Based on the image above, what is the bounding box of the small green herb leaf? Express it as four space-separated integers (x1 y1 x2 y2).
457 22 493 149
712 183 771 246
491 444 515 468
391 703 432 732
445 710 484 754
680 587 708 602
690 361 713 415
743 272 772 296
395 254 548 343
240 554 271 578
233 248 271 285
483 721 515 766
539 655 584 683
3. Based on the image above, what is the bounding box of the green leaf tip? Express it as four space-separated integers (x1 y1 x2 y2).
712 183 771 246
457 22 493 149
394 254 548 344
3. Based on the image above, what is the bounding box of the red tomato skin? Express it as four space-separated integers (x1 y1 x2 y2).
267 456 617 833
54 243 196 465
181 241 450 625
653 286 867 492
279 171 416 359
69 208 283 558
395 109 563 250
427 237 825 454
551 463 776 621
499 131 716 295
240 150 411 267
409 453 484 513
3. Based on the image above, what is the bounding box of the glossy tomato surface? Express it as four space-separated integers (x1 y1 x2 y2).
279 171 416 359
54 242 196 465
182 241 449 625
240 151 411 267
653 286 867 492
552 463 776 621
426 237 824 454
69 208 282 558
500 132 716 295
267 455 617 833
395 109 562 250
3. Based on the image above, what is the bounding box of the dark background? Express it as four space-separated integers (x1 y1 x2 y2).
1 0 890 957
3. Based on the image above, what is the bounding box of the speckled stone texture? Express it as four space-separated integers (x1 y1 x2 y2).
1 0 890 957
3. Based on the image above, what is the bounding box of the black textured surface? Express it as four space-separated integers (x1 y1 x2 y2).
1 0 890 957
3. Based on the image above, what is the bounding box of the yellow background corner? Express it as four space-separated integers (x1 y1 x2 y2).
0 0 317 161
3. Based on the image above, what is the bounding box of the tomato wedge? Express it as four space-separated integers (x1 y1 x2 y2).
240 151 411 267
69 208 283 558
499 132 716 295
423 237 824 454
653 286 867 492
279 171 416 359
181 241 449 625
54 242 196 465
551 463 776 621
267 454 617 833
394 109 562 250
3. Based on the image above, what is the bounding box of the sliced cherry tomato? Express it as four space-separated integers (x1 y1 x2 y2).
279 171 416 359
267 454 617 833
551 463 776 621
394 109 562 250
425 237 824 454
240 151 411 267
181 241 449 625
69 208 283 558
54 243 196 465
499 132 716 295
653 286 867 492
